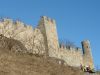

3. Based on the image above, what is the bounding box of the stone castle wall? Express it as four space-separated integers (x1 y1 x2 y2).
0 17 94 68
37 16 94 68
37 16 84 67
81 40 94 68
0 18 46 55
57 47 83 67
38 16 59 57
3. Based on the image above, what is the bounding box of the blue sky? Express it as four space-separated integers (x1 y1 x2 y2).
0 0 100 68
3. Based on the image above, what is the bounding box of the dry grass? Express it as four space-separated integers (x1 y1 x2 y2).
0 48 84 75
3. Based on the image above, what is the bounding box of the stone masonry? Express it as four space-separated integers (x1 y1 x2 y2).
0 16 94 69
38 16 59 57
81 40 94 69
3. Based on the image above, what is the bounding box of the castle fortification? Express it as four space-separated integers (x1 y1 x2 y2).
38 16 59 57
0 16 94 69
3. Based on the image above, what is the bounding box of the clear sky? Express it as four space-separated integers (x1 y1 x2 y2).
0 0 100 69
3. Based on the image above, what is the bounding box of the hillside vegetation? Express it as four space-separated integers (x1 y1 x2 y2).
0 48 84 75
0 34 98 75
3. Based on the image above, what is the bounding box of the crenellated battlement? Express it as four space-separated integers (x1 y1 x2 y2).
41 16 56 24
0 18 33 30
59 44 82 51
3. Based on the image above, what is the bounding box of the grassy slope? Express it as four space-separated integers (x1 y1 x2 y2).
0 48 84 75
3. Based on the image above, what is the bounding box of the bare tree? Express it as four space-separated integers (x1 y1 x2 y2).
59 38 76 48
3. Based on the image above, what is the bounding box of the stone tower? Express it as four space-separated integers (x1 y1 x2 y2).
81 40 94 69
38 16 59 57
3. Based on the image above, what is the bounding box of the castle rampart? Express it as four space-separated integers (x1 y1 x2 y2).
0 18 46 55
0 16 94 69
81 40 94 68
38 16 59 57
55 44 83 67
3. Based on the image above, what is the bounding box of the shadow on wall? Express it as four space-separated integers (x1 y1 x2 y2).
0 34 27 53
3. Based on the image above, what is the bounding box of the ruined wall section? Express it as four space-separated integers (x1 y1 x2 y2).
81 40 94 69
38 16 83 67
56 46 83 67
0 17 94 68
0 18 46 55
